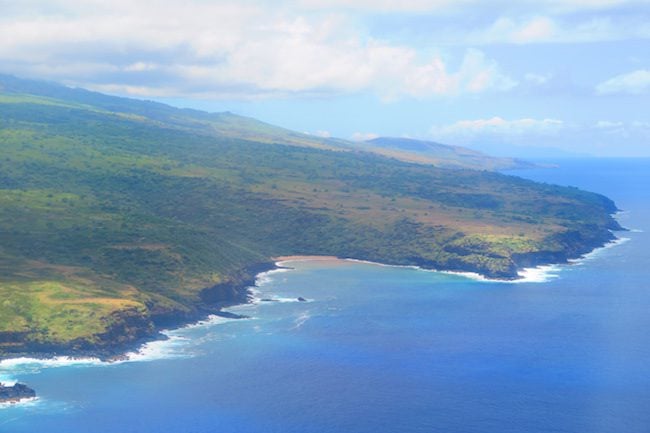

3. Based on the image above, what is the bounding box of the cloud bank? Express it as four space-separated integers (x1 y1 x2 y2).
430 117 565 140
596 70 650 95
0 0 517 100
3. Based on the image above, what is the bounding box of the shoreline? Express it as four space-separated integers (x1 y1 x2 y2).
0 261 276 363
0 230 631 410
0 227 628 366
274 228 627 284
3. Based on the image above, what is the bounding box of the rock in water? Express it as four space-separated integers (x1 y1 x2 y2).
297 297 307 302
0 383 36 403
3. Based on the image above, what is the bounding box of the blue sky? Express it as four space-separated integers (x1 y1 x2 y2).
1 0 649 156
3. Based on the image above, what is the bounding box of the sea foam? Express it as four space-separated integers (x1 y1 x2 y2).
0 315 240 380
272 238 629 286
568 237 630 264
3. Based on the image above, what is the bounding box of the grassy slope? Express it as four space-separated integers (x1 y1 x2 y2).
0 82 621 355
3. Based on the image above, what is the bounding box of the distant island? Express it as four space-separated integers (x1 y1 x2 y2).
0 74 623 360
0 383 36 404
359 137 536 171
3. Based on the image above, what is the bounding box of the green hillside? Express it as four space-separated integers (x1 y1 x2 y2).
0 75 621 357
0 75 531 169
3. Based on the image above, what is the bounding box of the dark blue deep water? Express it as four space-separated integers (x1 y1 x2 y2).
2 158 649 433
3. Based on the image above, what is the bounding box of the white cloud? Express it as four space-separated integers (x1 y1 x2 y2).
467 15 650 45
524 73 552 85
379 48 517 100
480 16 557 44
596 120 624 128
428 118 650 156
295 0 640 13
0 1 516 100
294 0 463 12
351 132 380 141
123 62 158 72
430 117 565 139
596 70 650 95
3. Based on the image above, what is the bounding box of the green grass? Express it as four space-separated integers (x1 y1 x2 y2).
0 279 145 343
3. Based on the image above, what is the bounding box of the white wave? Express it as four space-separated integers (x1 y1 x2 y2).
350 237 629 284
344 257 552 284
291 312 311 330
0 396 39 410
339 257 499 282
0 315 241 374
344 258 420 270
437 270 493 282
514 265 562 283
344 258 520 283
0 356 103 371
122 315 240 362
0 343 180 371
119 333 189 363
568 237 630 264
512 237 629 283
258 297 311 303
278 297 310 303
246 287 264 304
255 267 291 286
0 356 104 393
176 314 236 331
436 266 560 284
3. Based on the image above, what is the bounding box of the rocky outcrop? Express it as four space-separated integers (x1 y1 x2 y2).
199 262 275 307
0 383 36 403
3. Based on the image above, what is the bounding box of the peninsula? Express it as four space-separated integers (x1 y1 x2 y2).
0 74 622 359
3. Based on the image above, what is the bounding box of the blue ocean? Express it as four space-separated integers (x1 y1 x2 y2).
1 158 649 433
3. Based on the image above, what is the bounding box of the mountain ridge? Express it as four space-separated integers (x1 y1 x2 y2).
0 73 531 170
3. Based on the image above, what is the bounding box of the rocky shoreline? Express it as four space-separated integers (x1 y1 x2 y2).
0 383 36 404
0 261 276 362
0 219 624 363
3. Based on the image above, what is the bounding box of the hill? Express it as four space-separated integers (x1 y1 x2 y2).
0 75 621 358
362 137 534 170
0 74 532 170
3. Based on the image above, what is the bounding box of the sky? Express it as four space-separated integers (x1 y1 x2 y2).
1 0 649 156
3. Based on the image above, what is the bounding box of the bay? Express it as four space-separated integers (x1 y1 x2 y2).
1 158 649 433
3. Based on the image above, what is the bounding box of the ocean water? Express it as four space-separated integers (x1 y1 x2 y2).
1 158 649 433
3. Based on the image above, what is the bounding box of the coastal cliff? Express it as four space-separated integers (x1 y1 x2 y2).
0 262 274 360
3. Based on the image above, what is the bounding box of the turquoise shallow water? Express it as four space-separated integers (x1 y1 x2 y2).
1 158 649 433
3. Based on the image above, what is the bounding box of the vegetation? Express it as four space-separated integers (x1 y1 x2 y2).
0 75 621 355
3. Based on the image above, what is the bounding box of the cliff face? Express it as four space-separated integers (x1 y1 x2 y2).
0 262 274 360
0 308 155 359
199 262 274 306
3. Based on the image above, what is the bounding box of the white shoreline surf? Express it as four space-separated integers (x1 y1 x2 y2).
280 257 558 284
0 233 631 385
276 234 631 285
0 314 242 388
0 396 39 410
